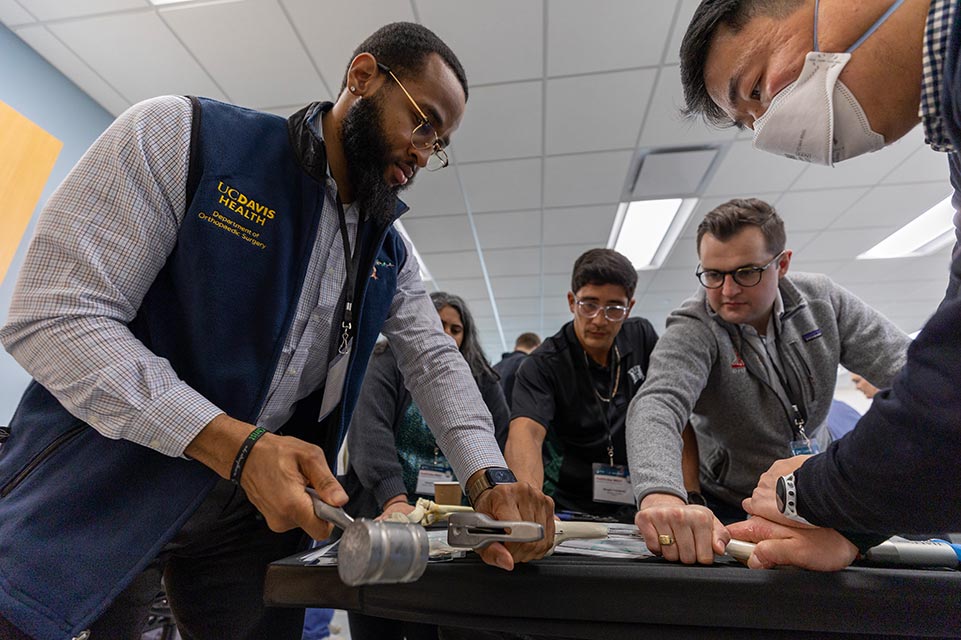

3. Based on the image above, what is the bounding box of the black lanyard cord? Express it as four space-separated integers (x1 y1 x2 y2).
583 344 621 466
336 197 364 355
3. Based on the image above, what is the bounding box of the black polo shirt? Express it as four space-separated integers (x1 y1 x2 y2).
511 317 658 518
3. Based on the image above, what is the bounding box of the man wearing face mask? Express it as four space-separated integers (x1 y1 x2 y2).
626 199 910 565
677 0 961 570
0 22 555 640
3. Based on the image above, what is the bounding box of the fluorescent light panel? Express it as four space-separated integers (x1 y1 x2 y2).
608 198 698 270
148 0 195 4
858 195 955 260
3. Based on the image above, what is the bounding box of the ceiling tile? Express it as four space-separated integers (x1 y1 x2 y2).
459 157 541 213
418 249 483 280
542 205 615 246
160 1 327 108
402 214 474 254
474 210 542 250
398 168 466 217
831 182 951 230
429 275 489 301
541 273 571 289
774 187 868 232
833 246 953 284
13 24 130 115
545 69 656 155
704 140 807 196
280 0 415 96
491 275 542 298
0 0 36 26
543 243 591 274
664 0 698 65
452 80 542 163
483 247 542 276
544 150 632 207
15 0 146 21
800 226 900 262
48 11 226 104
884 144 952 184
417 0 542 85
547 0 674 75
789 129 924 190
638 65 738 149
646 267 699 293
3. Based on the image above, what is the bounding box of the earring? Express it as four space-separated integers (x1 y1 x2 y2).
350 86 357 93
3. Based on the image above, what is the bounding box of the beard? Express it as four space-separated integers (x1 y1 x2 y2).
339 92 411 226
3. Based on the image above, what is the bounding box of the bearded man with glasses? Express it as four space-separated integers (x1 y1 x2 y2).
505 249 668 522
625 198 911 566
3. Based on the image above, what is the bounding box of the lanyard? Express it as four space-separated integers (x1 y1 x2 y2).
767 324 809 442
583 344 621 466
336 197 364 355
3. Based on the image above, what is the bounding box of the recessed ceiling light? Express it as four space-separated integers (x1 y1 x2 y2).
608 198 698 270
858 195 955 260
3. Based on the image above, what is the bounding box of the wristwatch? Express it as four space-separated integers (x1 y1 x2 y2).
775 472 812 525
466 467 517 506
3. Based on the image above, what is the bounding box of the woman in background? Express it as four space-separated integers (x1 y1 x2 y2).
343 290 508 520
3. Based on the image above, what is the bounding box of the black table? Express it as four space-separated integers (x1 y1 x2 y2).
264 552 961 638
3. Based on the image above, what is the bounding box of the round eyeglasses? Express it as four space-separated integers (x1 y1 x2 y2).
573 297 629 322
696 251 785 289
378 62 450 171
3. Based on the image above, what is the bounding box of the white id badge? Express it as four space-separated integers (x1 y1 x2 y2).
592 463 634 505
318 342 351 422
415 464 455 496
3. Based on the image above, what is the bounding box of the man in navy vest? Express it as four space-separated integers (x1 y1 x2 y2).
673 0 961 569
0 22 554 639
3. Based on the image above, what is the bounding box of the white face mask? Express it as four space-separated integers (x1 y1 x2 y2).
752 0 905 166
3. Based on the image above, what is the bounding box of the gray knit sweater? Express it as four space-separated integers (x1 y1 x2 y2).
627 272 911 507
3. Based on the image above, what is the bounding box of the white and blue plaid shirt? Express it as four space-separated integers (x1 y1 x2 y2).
920 0 957 152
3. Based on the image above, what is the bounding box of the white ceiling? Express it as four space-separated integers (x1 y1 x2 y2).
2 0 954 360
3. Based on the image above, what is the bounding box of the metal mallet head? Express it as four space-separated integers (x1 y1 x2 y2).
307 488 429 586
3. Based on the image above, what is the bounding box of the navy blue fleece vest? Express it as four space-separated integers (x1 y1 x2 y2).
0 97 407 639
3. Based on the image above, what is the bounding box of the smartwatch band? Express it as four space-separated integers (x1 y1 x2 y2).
778 472 813 526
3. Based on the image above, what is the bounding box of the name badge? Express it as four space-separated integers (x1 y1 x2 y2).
318 340 351 422
592 463 634 505
415 464 455 496
789 439 822 456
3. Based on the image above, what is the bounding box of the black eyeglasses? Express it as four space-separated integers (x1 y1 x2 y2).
377 62 449 171
573 296 629 322
696 251 785 289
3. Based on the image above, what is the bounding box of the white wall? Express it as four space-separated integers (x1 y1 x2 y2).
0 24 113 423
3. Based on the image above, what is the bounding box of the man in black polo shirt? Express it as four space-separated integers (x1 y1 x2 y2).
505 249 660 521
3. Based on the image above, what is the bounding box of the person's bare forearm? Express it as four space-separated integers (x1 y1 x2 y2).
505 419 546 489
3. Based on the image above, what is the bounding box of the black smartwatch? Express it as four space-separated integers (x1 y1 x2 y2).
775 473 811 525
466 467 517 506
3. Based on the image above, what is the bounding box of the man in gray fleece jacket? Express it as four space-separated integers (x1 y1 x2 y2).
626 198 910 565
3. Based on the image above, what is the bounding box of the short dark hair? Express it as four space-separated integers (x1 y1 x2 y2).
341 22 469 102
680 0 805 126
571 249 638 300
696 198 786 256
430 291 494 381
514 332 541 350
